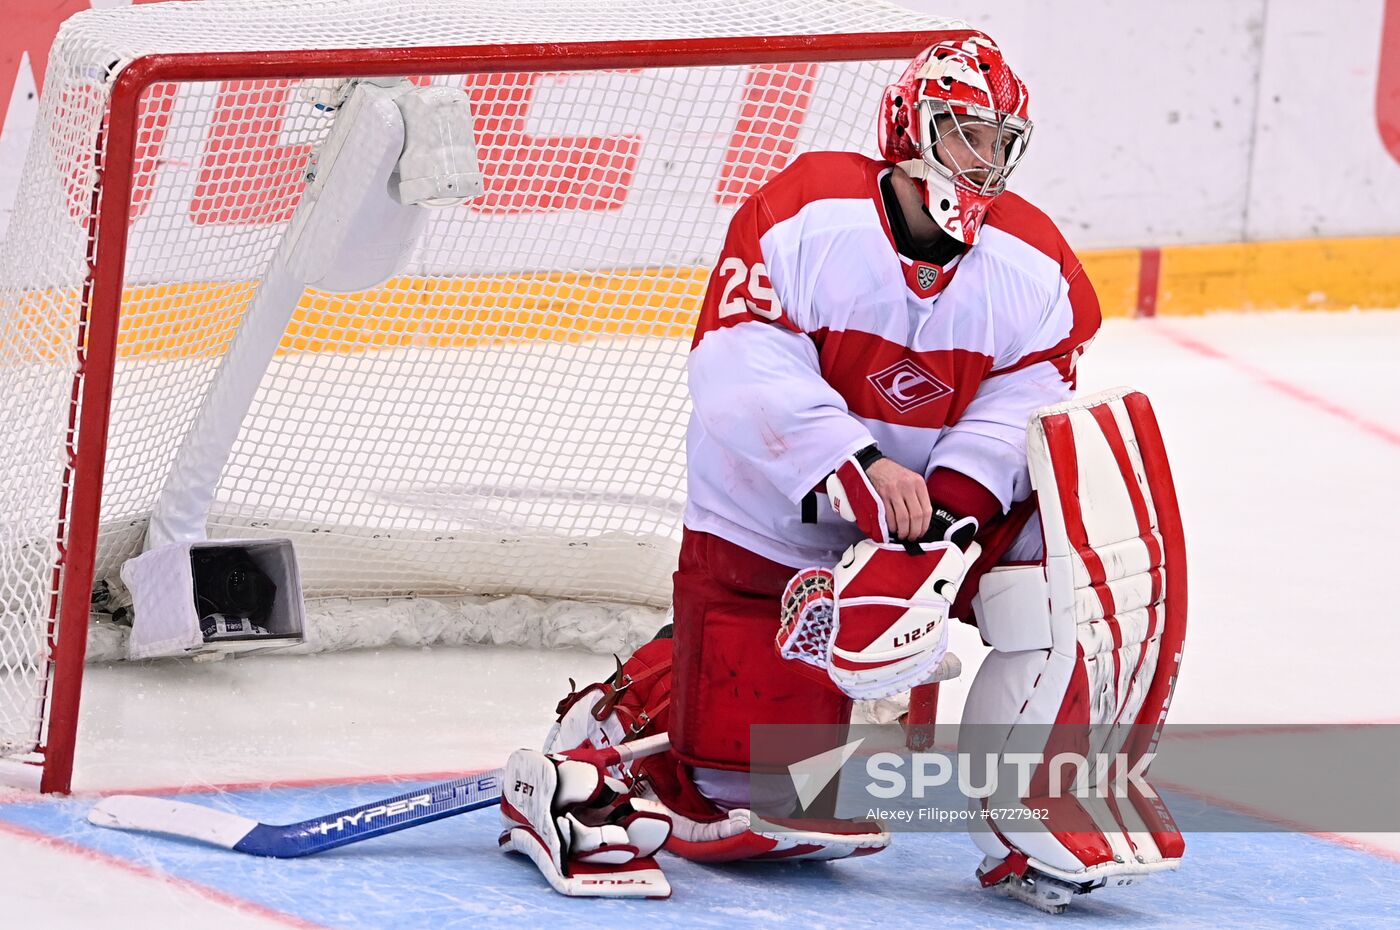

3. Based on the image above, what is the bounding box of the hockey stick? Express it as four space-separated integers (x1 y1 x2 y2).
86 733 670 858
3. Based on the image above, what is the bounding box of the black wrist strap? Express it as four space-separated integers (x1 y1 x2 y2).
853 444 884 470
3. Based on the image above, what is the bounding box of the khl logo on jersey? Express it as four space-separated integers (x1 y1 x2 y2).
868 359 953 414
915 263 939 292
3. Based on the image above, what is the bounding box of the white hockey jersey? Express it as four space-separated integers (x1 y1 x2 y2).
685 152 1101 569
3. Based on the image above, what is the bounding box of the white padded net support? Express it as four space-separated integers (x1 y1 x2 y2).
0 0 953 761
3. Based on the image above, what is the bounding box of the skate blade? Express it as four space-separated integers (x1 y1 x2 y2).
1000 872 1077 915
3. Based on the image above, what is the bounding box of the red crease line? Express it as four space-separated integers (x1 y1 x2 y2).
1150 324 1400 448
1151 777 1400 865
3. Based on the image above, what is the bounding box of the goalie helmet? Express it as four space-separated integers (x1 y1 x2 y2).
878 31 1032 245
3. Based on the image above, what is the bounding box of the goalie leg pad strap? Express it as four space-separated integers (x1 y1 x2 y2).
544 635 674 770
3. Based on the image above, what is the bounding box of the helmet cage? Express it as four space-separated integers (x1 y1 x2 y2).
915 98 1032 198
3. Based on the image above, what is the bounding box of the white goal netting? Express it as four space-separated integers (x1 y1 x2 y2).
0 0 950 772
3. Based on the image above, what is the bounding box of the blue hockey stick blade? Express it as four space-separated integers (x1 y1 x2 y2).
88 769 502 858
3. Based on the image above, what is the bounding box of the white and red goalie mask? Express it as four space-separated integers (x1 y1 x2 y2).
877 31 1033 245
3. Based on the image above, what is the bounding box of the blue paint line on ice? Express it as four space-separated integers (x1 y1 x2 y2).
3 783 1400 930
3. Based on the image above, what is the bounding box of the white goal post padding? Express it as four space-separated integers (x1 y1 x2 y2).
0 0 957 790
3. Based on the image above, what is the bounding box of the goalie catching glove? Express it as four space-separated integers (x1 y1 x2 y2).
778 531 979 700
499 745 672 898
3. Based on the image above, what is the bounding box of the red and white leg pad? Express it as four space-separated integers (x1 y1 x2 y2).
959 389 1189 909
777 538 977 700
499 748 672 898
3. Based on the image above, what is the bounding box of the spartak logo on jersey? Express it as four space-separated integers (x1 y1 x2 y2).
868 359 953 414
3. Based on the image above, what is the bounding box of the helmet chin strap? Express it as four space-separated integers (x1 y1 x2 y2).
898 157 930 181
898 157 956 203
895 160 934 218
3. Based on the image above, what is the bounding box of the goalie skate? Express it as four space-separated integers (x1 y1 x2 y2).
979 856 1082 915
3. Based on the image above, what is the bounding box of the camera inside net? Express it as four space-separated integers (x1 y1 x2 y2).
191 546 277 641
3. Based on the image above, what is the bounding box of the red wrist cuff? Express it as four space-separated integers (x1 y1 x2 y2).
926 469 1001 526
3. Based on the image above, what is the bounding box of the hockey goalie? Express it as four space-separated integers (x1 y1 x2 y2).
498 28 1187 910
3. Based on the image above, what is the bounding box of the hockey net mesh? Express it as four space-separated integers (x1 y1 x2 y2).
0 0 951 760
